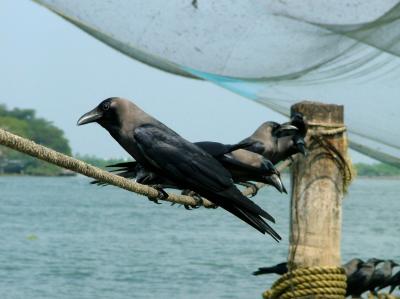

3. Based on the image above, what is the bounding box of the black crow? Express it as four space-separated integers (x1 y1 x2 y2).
252 258 363 277
367 260 398 296
78 97 281 240
93 143 286 195
253 262 288 276
377 265 400 294
346 258 383 298
238 113 307 164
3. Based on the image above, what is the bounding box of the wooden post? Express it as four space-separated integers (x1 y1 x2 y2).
288 101 348 273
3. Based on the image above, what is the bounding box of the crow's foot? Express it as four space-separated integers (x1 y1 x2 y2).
181 190 203 210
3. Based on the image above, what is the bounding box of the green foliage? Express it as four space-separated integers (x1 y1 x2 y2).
76 154 128 169
353 163 400 177
0 104 72 175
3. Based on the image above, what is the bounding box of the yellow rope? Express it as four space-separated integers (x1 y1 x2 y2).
262 266 347 299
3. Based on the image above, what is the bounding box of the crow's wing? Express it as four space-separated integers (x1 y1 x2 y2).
134 124 234 193
133 124 279 239
195 140 255 157
239 137 266 155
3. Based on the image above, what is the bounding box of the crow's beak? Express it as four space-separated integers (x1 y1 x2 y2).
270 174 285 193
281 183 288 194
274 123 299 138
77 107 103 126
296 142 307 157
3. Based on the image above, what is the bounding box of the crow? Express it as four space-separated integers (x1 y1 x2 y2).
367 260 398 296
253 262 288 276
97 145 286 196
377 266 400 294
238 113 307 164
78 97 281 240
346 258 383 298
252 258 363 277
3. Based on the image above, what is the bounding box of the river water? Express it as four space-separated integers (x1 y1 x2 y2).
0 176 399 298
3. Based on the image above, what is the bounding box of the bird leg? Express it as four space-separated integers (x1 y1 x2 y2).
148 185 169 204
238 182 259 197
181 189 204 209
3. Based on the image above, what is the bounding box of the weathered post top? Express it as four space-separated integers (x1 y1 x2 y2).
291 101 343 124
288 100 348 269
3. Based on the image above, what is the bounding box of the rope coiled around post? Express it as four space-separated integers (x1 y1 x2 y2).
262 266 347 299
307 121 354 193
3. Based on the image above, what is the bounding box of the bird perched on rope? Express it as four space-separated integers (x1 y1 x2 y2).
253 262 288 276
78 97 281 240
92 139 285 207
378 268 400 294
238 113 308 164
252 258 363 277
367 260 399 296
97 143 286 197
343 258 365 277
346 258 383 298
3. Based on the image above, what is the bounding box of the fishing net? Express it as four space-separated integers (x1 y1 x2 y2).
33 0 400 166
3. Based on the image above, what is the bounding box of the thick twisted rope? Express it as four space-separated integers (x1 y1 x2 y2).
262 266 347 299
0 128 290 207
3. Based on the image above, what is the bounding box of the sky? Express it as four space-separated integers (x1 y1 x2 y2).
0 0 385 163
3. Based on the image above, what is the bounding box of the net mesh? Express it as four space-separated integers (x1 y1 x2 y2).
33 0 400 166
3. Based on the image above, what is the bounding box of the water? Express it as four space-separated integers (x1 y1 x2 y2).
0 176 399 298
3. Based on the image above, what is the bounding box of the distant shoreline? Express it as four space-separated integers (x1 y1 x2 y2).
1 173 399 179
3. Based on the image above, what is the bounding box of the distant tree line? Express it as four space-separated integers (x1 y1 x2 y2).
0 104 72 175
75 154 127 169
0 104 399 177
354 162 400 177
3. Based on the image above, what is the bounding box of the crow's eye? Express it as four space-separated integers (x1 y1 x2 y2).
102 102 110 111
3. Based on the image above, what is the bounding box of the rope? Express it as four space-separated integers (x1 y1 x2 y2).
307 121 354 193
262 266 347 299
0 128 215 207
0 128 290 207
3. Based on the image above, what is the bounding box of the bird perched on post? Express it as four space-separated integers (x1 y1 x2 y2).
238 113 308 164
78 97 280 240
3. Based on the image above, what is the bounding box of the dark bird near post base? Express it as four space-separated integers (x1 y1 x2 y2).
346 258 383 298
78 97 281 240
252 258 363 277
378 268 400 294
253 262 288 276
367 260 399 296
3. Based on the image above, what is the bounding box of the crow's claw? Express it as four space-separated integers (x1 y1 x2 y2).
147 185 169 204
238 182 259 197
182 190 203 209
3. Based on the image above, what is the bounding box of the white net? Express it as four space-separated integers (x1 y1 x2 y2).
34 0 400 166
